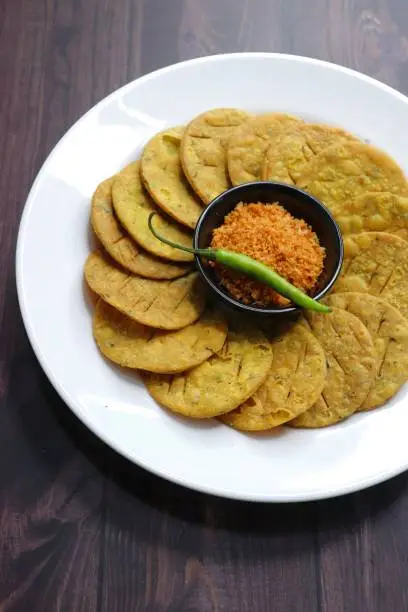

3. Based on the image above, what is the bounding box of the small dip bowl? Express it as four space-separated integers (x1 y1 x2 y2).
193 182 344 316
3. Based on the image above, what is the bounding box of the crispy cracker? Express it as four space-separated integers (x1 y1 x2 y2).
91 177 191 279
227 113 302 185
180 108 252 204
112 161 193 263
335 192 408 240
335 232 408 319
84 250 206 330
141 127 203 229
94 300 227 373
289 308 377 427
297 142 408 217
143 325 272 418
222 323 326 431
325 293 408 410
262 123 359 184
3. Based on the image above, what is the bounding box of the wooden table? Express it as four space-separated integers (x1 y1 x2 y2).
2 1 408 610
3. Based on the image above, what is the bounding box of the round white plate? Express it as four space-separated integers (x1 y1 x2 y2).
16 53 408 502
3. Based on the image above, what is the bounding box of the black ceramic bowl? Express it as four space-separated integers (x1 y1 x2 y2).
193 182 343 316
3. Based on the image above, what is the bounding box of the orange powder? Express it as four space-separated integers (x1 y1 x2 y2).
210 202 325 307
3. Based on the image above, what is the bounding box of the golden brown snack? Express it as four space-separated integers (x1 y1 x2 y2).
221 323 326 430
262 123 359 184
180 108 253 204
141 127 203 229
91 177 191 279
143 325 272 418
289 308 377 428
227 113 302 185
335 232 408 319
324 293 408 410
93 300 227 373
335 192 408 240
112 161 193 262
84 250 206 330
297 142 408 217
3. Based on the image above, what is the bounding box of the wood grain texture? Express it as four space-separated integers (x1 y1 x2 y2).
1 0 408 610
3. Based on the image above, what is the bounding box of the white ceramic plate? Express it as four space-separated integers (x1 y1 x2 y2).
16 53 408 502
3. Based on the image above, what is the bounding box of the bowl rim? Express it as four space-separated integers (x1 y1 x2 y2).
193 181 344 315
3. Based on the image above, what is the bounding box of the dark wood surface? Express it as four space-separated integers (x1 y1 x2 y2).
1 1 408 610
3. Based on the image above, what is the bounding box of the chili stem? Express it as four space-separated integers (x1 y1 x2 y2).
148 213 217 259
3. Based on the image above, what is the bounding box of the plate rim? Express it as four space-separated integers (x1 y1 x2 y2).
15 52 408 503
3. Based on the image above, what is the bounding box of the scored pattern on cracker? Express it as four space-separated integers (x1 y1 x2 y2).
222 322 327 431
336 232 408 319
324 293 408 410
289 308 377 428
261 123 359 184
143 325 272 418
94 300 227 373
85 250 206 330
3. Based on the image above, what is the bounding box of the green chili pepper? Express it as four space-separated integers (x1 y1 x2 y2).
148 213 330 313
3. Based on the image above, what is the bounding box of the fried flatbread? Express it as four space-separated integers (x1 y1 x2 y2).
91 177 191 278
143 325 272 418
222 323 326 430
297 142 408 216
335 232 408 319
262 123 359 184
335 192 408 240
325 293 408 410
112 161 193 262
141 127 203 229
94 300 227 373
84 250 206 330
289 308 377 427
181 108 252 203
227 113 302 185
